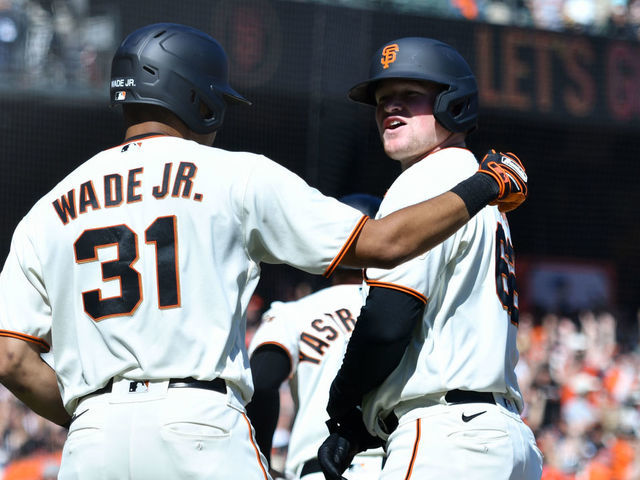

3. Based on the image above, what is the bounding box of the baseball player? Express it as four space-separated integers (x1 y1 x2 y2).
0 24 529 480
247 194 385 480
318 38 543 480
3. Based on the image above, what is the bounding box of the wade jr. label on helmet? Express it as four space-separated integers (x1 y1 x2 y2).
111 78 136 88
381 44 399 69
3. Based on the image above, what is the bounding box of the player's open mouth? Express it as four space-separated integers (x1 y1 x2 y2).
383 117 405 130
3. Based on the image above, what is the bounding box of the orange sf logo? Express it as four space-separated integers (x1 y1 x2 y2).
380 44 399 69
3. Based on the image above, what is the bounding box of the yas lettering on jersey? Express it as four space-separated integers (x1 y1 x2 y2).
298 308 357 364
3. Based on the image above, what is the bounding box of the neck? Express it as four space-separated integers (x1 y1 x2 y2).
401 132 466 171
124 121 186 141
123 121 217 146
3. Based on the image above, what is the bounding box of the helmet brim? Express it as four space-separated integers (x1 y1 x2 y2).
348 72 451 106
222 86 252 106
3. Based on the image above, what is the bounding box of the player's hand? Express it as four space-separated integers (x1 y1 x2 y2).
478 149 528 212
319 403 384 479
318 432 355 480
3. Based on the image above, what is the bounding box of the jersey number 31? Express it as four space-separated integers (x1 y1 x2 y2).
73 216 180 321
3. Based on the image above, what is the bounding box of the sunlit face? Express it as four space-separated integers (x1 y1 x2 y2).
375 79 452 170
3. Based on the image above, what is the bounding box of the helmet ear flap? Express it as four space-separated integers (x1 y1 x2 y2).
196 88 226 131
433 86 478 133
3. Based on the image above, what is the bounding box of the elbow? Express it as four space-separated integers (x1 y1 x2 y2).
369 245 412 270
0 338 27 385
0 351 20 384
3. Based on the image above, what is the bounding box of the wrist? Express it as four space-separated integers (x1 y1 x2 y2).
327 377 360 422
450 172 499 217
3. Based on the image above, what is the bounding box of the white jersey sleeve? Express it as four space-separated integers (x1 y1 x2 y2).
0 136 368 414
248 300 301 371
362 148 523 436
0 220 53 352
243 157 367 276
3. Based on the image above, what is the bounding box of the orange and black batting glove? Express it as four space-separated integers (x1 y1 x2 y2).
478 149 529 213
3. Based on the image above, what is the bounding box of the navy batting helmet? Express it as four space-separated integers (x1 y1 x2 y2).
110 23 251 134
349 37 478 133
339 193 382 219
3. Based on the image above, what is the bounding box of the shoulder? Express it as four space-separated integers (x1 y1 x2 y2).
410 147 477 179
380 147 478 213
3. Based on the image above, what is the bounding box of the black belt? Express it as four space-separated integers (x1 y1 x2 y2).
445 389 496 405
378 390 496 436
87 377 227 398
301 458 322 476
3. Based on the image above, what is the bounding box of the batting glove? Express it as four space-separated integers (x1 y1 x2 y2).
318 432 354 480
478 149 528 212
318 406 383 480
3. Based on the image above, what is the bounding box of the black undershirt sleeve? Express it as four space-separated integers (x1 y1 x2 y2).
327 286 425 421
245 344 291 463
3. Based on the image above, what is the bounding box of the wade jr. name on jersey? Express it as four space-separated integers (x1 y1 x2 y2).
52 161 204 225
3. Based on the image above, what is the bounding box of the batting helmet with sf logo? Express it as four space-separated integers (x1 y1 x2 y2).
349 37 478 134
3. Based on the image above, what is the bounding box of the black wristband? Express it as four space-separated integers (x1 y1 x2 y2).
450 172 499 217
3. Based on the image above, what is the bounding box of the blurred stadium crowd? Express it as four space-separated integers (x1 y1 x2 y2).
1 281 638 479
2 0 640 91
294 0 640 39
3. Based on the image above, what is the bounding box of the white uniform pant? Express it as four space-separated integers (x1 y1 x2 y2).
380 395 543 479
58 377 271 480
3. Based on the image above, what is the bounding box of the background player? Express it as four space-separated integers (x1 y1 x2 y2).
0 24 529 480
247 193 385 480
318 37 542 479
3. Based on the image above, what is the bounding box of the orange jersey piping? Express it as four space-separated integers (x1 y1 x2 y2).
365 279 427 304
323 215 369 278
404 419 421 480
0 330 50 352
243 412 269 479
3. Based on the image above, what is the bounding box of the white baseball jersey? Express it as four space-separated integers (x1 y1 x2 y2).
249 284 384 479
361 147 524 437
0 135 366 414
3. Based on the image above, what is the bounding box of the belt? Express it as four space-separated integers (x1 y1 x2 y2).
87 376 227 398
379 390 496 435
444 389 496 405
300 458 322 476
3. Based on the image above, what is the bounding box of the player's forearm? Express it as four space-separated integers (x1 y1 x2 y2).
247 346 291 463
0 336 70 426
246 388 279 462
343 172 499 269
344 191 469 269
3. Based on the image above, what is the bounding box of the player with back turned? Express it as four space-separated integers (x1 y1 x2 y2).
318 37 543 480
247 193 386 480
0 24 529 480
